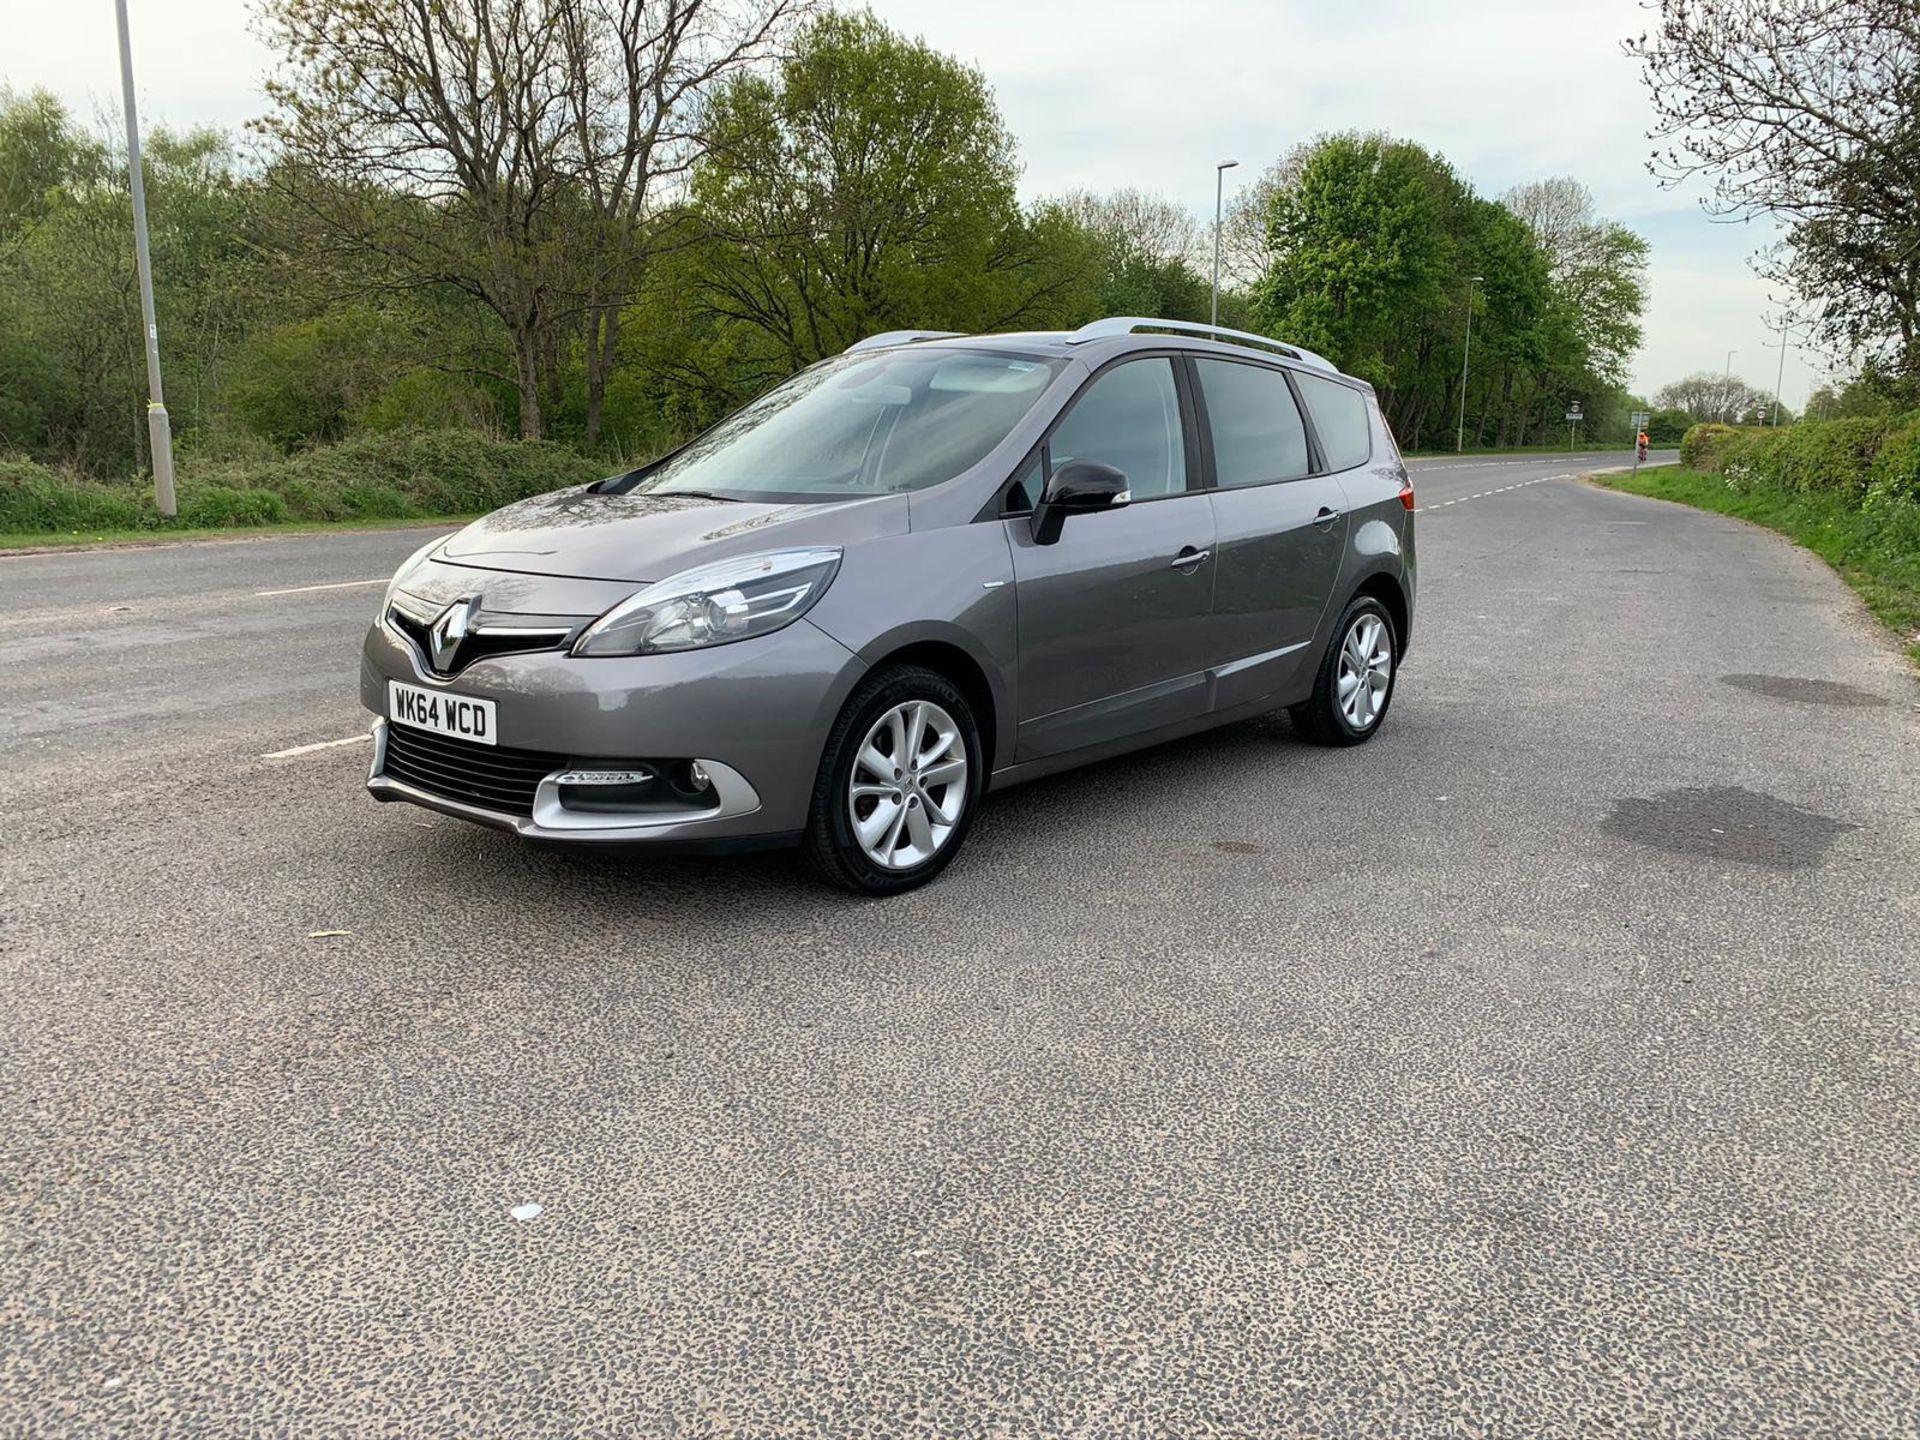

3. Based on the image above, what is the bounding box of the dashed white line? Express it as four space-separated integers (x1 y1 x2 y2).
254 578 388 597
261 733 371 761
1414 473 1562 513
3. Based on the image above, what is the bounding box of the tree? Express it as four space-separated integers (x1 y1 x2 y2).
1243 133 1649 448
1646 406 1692 443
1654 370 1779 424
1056 188 1199 268
1626 0 1920 379
554 0 804 443
1503 177 1649 387
1249 133 1467 393
1055 188 1211 323
256 0 805 441
676 12 1095 386
0 96 264 472
0 88 84 250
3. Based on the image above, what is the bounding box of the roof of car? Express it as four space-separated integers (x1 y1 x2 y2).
847 318 1364 386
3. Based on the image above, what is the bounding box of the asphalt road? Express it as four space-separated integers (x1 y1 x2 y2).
4 450 1917 1436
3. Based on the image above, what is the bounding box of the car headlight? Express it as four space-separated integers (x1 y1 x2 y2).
382 536 448 609
572 547 843 657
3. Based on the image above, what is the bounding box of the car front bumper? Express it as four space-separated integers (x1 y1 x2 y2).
360 613 866 846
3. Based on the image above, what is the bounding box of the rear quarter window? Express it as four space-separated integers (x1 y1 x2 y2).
1296 373 1373 472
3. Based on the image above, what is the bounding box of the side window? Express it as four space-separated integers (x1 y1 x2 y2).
1048 358 1188 499
1193 358 1311 488
1295 372 1374 472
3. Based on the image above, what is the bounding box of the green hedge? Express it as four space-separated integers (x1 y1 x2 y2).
1678 423 1737 470
1678 414 1920 509
1 430 610 535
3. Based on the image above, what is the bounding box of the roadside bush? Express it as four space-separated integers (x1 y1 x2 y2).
1770 417 1890 497
1867 416 1920 507
178 485 289 528
1679 423 1737 470
0 430 611 535
1683 415 1917 501
1646 407 1691 446
0 455 145 532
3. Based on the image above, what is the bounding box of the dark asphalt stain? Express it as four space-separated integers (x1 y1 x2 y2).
1604 785 1858 871
1722 673 1891 708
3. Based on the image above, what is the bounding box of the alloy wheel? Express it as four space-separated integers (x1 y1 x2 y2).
1336 613 1392 730
847 699 969 870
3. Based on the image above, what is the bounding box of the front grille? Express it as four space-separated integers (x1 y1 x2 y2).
388 604 572 677
380 725 559 817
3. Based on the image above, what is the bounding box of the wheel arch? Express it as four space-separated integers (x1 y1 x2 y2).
869 637 1002 776
1351 569 1412 658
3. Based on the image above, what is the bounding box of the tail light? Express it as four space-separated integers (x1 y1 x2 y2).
1398 475 1416 510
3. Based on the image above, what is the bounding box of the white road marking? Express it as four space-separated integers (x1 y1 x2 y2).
1415 471 1563 513
254 578 388 597
261 733 371 761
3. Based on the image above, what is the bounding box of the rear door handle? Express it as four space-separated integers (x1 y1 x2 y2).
1312 506 1344 529
1170 546 1212 571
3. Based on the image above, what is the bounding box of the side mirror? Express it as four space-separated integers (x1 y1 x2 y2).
1030 461 1130 546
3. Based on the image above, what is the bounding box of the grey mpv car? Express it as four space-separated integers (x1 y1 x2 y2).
363 317 1417 893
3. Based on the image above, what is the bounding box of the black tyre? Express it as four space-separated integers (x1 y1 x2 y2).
1288 595 1399 747
803 663 984 895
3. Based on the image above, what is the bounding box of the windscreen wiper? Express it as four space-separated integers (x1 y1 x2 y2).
645 488 743 502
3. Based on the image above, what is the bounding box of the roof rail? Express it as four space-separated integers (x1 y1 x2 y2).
1065 317 1337 372
844 329 964 354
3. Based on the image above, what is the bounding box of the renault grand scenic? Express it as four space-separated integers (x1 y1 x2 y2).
362 317 1417 893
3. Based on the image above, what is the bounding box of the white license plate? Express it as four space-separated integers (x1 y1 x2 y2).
388 680 498 747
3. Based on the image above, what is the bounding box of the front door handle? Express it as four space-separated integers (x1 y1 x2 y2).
1312 506 1345 529
1170 546 1212 571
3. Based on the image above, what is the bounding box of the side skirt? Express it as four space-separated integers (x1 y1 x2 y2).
984 689 1304 795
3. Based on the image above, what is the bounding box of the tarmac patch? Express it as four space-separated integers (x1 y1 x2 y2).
1721 673 1891 708
1603 785 1857 871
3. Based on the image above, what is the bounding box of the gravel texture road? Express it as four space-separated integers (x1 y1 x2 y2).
4 451 1917 1436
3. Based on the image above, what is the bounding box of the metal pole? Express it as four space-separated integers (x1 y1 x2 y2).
1211 160 1237 329
1770 324 1790 426
114 0 176 518
1455 274 1481 453
1722 349 1736 424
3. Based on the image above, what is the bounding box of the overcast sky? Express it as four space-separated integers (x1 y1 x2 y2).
4 0 1824 405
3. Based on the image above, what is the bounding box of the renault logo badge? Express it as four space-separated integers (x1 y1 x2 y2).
429 596 479 673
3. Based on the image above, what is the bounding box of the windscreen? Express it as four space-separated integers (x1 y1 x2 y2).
631 349 1065 502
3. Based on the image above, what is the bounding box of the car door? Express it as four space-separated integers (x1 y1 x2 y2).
1005 355 1217 761
1190 356 1352 710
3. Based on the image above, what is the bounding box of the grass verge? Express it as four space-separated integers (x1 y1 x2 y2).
1596 466 1920 664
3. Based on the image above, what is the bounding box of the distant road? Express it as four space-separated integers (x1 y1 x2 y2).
1404 447 1679 509
6 447 1917 1435
0 450 1675 774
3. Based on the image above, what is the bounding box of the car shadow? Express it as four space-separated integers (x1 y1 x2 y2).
422 708 1316 909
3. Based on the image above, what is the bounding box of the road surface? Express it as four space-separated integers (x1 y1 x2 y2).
4 450 1917 1436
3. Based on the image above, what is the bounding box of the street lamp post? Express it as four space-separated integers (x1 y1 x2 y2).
1722 348 1736 423
1455 275 1483 454
1211 160 1239 329
1763 323 1795 426
114 0 176 518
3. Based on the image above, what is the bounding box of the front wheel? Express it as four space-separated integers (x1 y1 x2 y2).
803 664 984 895
1289 596 1398 747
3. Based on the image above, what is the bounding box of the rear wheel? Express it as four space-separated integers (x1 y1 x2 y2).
804 664 983 895
1289 595 1398 747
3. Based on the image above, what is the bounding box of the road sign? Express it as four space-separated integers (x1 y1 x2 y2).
1630 410 1649 429
1565 407 1583 422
